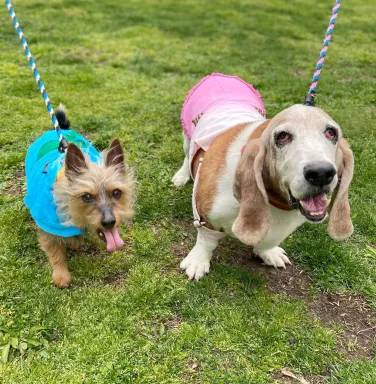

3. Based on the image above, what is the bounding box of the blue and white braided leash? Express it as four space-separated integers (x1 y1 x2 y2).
5 0 68 152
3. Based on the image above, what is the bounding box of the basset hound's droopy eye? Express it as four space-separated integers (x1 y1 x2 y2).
275 131 293 148
325 127 338 142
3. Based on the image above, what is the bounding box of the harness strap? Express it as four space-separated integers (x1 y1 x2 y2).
197 225 227 242
192 157 206 228
192 158 228 240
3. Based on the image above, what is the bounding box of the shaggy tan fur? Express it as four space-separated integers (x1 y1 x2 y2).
38 139 134 288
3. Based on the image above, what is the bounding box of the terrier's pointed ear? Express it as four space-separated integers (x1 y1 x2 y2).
106 138 125 170
65 143 87 180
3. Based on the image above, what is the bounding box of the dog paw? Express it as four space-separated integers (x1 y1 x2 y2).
180 255 210 281
255 247 291 269
52 270 72 288
172 172 190 187
67 236 84 250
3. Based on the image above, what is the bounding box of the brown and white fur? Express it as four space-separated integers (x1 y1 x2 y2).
173 104 354 280
39 138 134 288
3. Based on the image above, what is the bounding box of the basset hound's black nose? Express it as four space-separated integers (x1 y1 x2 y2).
304 162 336 187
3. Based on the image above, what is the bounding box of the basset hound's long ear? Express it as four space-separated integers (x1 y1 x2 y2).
327 138 354 240
232 139 270 245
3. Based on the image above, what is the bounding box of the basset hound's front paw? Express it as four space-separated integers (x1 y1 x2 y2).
180 253 211 281
254 247 292 269
172 172 190 187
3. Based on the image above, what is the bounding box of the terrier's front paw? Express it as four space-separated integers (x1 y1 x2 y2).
180 256 210 281
68 236 84 250
172 172 190 187
255 247 291 269
52 270 72 288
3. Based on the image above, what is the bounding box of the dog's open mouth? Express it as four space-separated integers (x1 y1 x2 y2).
296 193 329 222
97 228 125 252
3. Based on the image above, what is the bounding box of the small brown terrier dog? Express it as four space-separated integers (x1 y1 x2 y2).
25 108 134 288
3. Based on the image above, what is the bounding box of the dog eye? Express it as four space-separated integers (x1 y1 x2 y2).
112 189 122 199
81 193 93 203
275 131 292 146
325 127 337 140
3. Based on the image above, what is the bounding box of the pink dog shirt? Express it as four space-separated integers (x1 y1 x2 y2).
181 73 266 174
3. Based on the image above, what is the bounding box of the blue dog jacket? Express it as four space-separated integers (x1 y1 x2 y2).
24 129 101 237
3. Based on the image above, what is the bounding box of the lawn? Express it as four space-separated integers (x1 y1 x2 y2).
0 0 375 382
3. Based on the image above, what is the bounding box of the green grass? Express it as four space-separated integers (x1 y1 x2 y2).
0 0 375 382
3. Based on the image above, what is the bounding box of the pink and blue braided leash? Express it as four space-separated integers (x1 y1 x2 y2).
5 0 68 152
304 0 341 106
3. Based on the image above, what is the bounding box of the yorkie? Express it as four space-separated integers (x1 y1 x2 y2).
24 106 134 288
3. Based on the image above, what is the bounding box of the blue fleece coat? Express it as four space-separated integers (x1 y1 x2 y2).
24 129 101 237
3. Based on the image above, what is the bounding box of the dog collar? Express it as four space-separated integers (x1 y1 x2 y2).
267 190 293 211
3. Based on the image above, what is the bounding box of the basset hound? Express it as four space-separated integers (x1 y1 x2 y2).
172 74 354 281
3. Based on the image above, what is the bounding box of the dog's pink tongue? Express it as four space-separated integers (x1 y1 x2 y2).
300 193 328 212
103 228 125 253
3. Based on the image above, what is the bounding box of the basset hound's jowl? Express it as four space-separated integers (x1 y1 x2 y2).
173 74 354 281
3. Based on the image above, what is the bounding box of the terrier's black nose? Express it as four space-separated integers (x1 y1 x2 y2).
101 217 116 229
304 163 336 187
101 205 116 229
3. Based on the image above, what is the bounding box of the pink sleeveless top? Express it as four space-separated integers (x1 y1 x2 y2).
181 73 266 173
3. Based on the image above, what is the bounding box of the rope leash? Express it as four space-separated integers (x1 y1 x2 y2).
5 0 68 152
5 0 340 137
304 0 341 106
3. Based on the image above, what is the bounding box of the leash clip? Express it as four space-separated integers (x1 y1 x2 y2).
303 94 315 107
58 138 68 153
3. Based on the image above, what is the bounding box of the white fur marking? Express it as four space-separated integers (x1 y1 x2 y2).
254 246 291 269
180 227 225 281
172 134 191 187
172 156 190 186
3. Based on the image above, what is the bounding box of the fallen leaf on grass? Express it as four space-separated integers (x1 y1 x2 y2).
281 368 310 384
1 342 10 364
10 337 18 349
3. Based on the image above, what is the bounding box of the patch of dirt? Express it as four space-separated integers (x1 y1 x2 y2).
217 240 376 359
101 274 126 287
1 170 25 197
171 225 376 360
139 315 183 341
273 370 326 384
163 315 183 331
181 360 201 383
73 273 127 288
